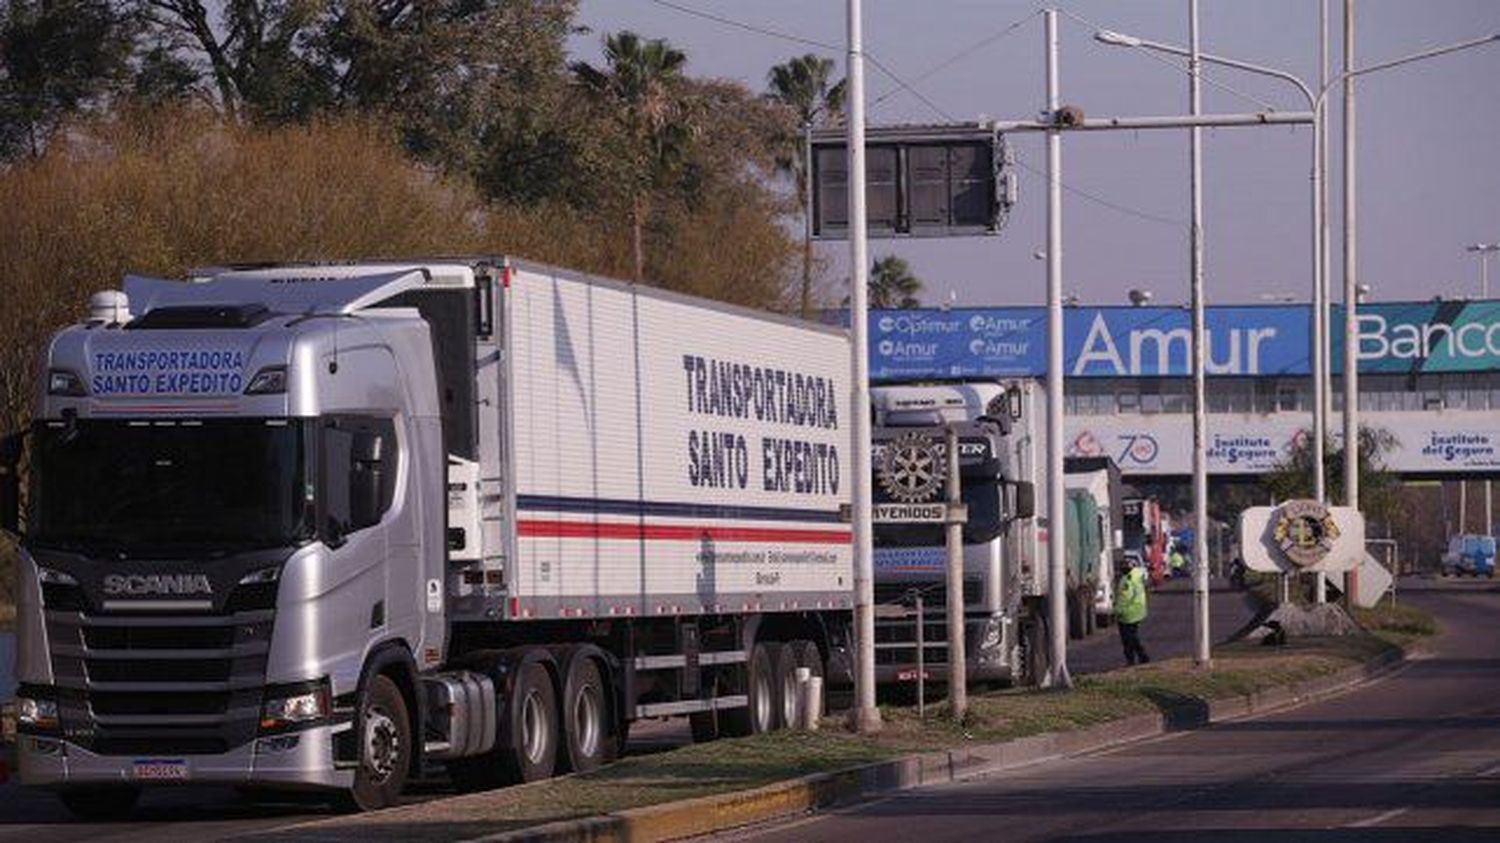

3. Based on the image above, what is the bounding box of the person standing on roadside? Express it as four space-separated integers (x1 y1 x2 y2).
1115 557 1150 665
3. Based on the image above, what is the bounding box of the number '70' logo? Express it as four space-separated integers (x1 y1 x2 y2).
1116 433 1159 465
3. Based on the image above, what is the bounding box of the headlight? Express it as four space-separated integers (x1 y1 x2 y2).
47 369 87 397
979 616 1004 652
238 566 280 585
260 684 330 731
18 696 59 731
244 365 288 395
38 568 78 586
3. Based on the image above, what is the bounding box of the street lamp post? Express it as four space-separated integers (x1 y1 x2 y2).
1094 25 1500 525
846 0 881 734
1469 243 1500 537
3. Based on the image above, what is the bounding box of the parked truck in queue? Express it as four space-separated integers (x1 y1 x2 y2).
867 381 1043 686
0 259 855 817
1062 456 1125 634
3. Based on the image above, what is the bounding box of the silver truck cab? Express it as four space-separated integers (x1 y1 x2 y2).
5 264 467 815
868 381 1038 684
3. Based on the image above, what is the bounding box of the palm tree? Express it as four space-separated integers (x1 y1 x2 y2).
868 255 923 309
572 31 690 283
766 54 845 318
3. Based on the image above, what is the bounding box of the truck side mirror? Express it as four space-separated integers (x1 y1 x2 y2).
1012 481 1036 520
350 431 385 530
0 432 22 538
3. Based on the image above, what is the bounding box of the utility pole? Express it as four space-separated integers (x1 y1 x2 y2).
1042 8 1071 689
1315 0 1330 606
944 426 968 720
1342 0 1360 606
1468 243 1499 536
845 0 881 734
1187 0 1211 667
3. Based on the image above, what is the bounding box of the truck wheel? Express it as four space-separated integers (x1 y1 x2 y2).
791 640 825 721
1020 616 1047 686
346 674 411 812
723 642 775 736
560 656 611 773
773 643 800 730
506 661 559 783
58 787 140 821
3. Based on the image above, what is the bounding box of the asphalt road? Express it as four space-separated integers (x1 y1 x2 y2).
1066 576 1261 676
0 578 1260 840
720 578 1500 843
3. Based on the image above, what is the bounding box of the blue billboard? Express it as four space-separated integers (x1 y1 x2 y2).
1064 306 1308 377
871 308 1043 380
1332 301 1500 374
868 305 1309 380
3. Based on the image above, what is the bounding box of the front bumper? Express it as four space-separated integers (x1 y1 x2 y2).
18 724 354 791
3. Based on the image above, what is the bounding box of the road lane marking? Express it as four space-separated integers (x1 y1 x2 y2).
1346 806 1410 828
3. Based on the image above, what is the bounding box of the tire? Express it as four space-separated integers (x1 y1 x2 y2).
505 661 560 783
345 674 411 812
449 658 560 791
560 656 612 774
1019 615 1047 686
723 642 775 736
1067 593 1085 640
772 643 800 730
58 787 140 821
791 640 825 722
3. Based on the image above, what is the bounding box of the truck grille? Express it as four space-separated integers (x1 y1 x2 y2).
873 579 984 670
873 579 983 609
45 609 273 755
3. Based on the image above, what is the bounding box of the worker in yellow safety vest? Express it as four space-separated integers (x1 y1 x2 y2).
1114 558 1150 665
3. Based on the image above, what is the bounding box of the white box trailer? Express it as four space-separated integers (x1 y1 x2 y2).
495 266 852 617
6 258 855 816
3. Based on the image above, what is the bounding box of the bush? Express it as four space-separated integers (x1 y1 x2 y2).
0 105 489 435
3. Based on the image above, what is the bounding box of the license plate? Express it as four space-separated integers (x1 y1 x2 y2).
132 759 188 781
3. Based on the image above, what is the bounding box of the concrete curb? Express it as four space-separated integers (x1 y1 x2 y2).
464 647 1409 843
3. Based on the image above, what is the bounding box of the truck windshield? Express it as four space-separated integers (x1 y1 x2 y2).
29 418 314 557
874 479 1004 548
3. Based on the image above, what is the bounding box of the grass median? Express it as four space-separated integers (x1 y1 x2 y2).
284 604 1435 842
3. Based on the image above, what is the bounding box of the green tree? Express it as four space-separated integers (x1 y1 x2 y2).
0 0 136 159
765 53 844 318
865 255 923 309
136 0 333 122
1263 425 1402 526
571 30 690 283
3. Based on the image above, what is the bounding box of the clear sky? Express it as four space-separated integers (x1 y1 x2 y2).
568 1 1500 308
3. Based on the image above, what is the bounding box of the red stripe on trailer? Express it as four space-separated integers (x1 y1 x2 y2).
516 520 850 544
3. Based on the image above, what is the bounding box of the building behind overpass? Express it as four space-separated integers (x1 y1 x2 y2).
866 300 1500 479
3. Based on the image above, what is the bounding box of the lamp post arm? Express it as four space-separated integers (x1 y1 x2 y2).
1098 30 1314 109
1316 33 1500 111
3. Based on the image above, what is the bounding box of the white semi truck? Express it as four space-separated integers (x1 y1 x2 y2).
868 381 1045 685
0 259 855 817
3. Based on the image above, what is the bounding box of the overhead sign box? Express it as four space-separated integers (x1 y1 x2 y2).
812 123 1014 238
